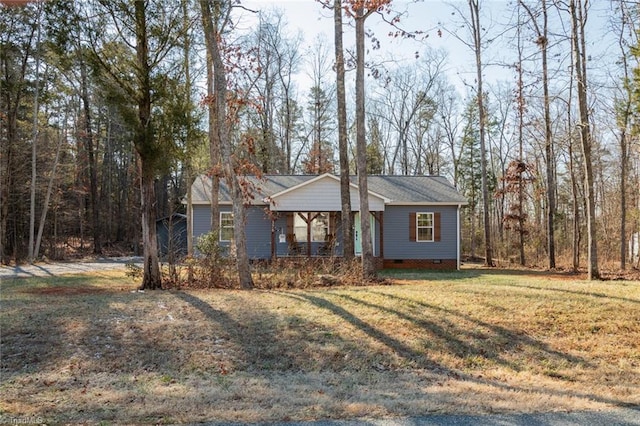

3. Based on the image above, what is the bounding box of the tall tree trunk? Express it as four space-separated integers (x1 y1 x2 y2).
620 129 628 270
140 167 162 289
540 0 555 269
569 140 581 272
520 0 556 269
334 0 354 260
135 0 162 290
468 0 494 267
28 2 42 263
208 0 253 289
0 29 30 263
183 0 194 259
355 4 375 278
34 107 65 259
79 52 101 255
514 4 526 266
200 0 220 237
570 0 599 280
565 51 580 273
614 0 634 270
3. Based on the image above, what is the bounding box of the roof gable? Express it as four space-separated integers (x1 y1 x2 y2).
269 173 387 211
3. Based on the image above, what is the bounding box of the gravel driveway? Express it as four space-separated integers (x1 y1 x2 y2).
0 256 142 280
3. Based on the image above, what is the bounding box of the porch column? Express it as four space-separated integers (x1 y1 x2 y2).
378 211 384 260
270 216 276 261
372 211 384 260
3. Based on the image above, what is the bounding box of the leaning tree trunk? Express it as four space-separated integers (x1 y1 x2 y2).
28 2 42 263
207 0 253 289
34 108 65 259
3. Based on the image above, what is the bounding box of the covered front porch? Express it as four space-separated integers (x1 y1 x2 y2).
263 173 388 261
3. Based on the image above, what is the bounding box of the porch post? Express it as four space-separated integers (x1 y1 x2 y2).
372 211 384 263
271 216 276 262
306 212 312 257
379 211 384 261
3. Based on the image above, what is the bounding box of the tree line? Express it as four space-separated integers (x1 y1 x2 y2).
1 0 639 287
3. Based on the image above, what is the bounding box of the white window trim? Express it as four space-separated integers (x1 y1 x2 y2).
416 212 434 242
294 212 330 243
219 212 234 242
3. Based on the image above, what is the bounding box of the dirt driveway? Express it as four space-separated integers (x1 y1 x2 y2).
0 257 142 280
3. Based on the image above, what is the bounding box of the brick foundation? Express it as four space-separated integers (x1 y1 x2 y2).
382 258 458 270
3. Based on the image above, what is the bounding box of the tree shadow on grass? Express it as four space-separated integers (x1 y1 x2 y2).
173 291 382 373
280 292 444 372
495 282 640 305
341 291 589 369
359 289 636 407
381 267 585 282
282 289 635 408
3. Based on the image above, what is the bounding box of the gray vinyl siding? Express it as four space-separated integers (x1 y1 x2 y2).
193 205 273 259
244 208 272 259
194 204 456 260
192 205 215 241
383 205 458 260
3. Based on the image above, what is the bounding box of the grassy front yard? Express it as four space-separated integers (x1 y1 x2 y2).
1 269 639 424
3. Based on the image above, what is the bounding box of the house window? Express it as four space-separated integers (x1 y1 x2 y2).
219 212 234 242
416 212 434 242
294 212 329 242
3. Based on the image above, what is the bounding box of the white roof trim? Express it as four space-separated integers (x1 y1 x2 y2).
191 200 233 205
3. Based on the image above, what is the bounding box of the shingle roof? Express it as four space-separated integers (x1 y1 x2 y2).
367 175 467 204
190 174 467 205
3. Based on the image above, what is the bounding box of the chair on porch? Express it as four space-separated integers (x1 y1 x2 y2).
287 233 303 256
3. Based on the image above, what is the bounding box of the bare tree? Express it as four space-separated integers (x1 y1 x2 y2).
244 9 302 173
27 1 43 263
372 51 447 175
202 0 254 289
468 0 494 267
610 0 637 270
303 35 336 173
348 0 392 278
569 0 599 279
332 0 354 259
520 0 556 269
200 0 221 237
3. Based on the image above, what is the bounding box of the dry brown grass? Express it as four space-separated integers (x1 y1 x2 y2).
1 268 639 424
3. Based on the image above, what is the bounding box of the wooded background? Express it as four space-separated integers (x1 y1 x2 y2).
1 0 639 274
